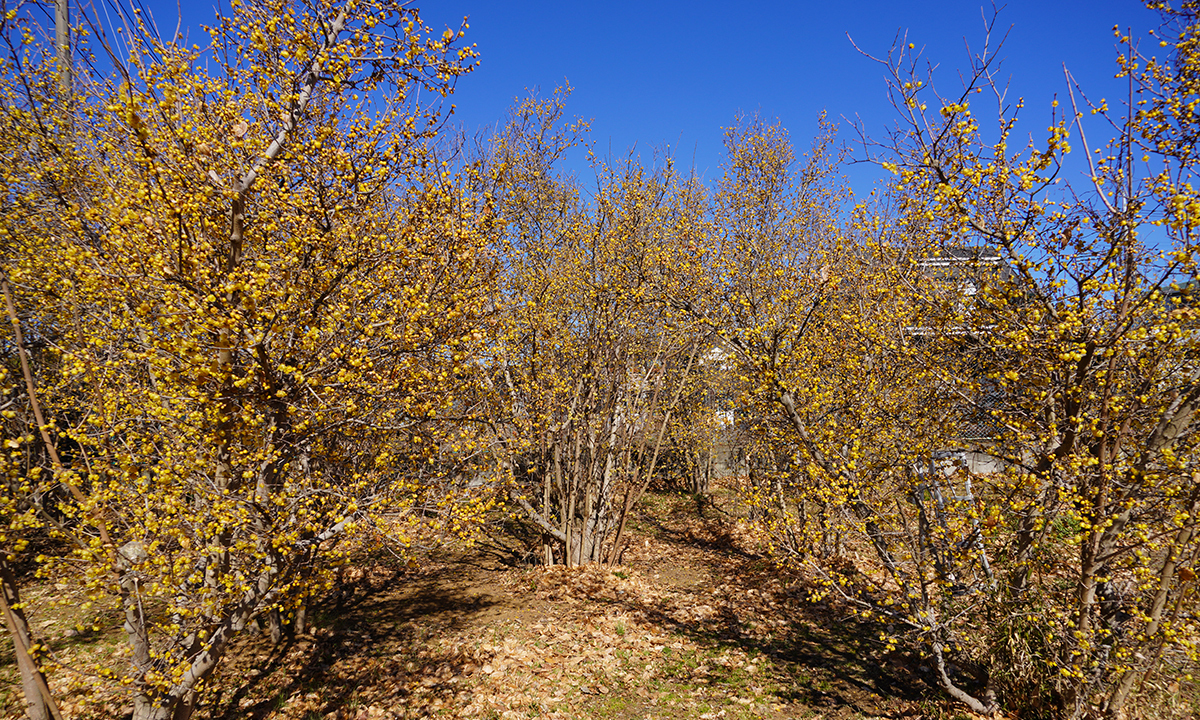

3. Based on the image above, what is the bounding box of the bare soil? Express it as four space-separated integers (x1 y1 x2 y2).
3 490 943 720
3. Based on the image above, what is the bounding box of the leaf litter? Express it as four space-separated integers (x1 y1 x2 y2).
4 491 933 719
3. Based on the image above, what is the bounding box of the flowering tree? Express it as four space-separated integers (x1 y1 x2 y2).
485 92 707 565
0 1 494 717
848 4 1200 715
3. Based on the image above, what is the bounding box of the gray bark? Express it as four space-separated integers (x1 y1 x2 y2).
1 559 60 720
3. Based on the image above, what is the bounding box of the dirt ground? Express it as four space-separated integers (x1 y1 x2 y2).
3 491 944 720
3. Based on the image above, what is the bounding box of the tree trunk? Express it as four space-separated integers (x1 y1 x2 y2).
1 558 60 720
931 632 996 716
1105 488 1200 717
293 603 308 636
131 694 196 720
267 608 283 645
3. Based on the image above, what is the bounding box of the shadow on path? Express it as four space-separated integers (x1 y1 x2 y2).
617 494 934 718
208 563 504 720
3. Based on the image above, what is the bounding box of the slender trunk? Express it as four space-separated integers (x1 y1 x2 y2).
131 562 280 720
781 389 910 594
1106 488 1200 717
1 559 61 720
607 345 698 564
543 448 554 565
931 632 995 715
1075 529 1102 645
171 693 197 720
131 691 196 720
293 603 308 636
587 417 621 563
2 278 111 545
131 697 170 720
607 473 637 565
564 490 576 568
1009 443 1078 595
267 608 283 644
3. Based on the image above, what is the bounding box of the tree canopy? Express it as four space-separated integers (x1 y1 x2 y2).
2 2 1199 719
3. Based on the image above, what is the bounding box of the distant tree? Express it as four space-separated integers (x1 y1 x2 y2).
669 116 972 705
485 92 706 565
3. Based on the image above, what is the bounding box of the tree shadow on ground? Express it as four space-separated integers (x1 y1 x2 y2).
617 494 939 718
202 492 947 720
206 564 501 720
636 511 759 560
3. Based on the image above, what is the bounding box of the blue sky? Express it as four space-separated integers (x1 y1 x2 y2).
138 0 1163 192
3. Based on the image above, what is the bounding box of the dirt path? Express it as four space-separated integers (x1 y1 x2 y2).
190 492 930 720
6 491 933 720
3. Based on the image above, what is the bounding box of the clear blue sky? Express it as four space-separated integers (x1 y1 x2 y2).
138 0 1162 192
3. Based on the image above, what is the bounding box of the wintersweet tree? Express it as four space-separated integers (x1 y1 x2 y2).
660 344 740 498
673 113 1011 713
855 4 1200 716
485 92 707 565
0 1 494 718
0 350 59 720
